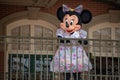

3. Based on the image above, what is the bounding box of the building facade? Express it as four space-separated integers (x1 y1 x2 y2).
0 0 120 80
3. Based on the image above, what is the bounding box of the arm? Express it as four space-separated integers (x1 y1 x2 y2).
56 28 70 43
56 28 64 43
70 29 88 45
78 29 88 45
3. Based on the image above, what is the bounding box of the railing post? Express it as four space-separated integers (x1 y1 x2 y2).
55 73 58 80
5 72 8 80
70 78 74 80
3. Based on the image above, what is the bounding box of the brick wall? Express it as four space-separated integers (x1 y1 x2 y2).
0 0 115 19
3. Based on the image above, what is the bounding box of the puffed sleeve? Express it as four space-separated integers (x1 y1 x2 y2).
78 29 88 45
70 29 87 39
56 28 64 37
79 29 87 39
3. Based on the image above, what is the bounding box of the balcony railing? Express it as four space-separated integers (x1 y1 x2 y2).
0 36 120 80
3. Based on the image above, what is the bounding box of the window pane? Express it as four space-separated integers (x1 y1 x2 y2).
12 27 20 36
93 28 111 52
115 28 120 40
43 28 53 37
11 25 30 50
93 30 100 39
34 25 53 51
93 28 111 39
11 27 20 50
11 24 53 51
21 25 30 36
101 28 111 39
35 25 43 37
115 28 120 53
20 25 30 50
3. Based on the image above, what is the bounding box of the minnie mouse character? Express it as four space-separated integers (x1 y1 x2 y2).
50 4 92 80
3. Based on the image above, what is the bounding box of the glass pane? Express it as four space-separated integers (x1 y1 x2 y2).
101 28 111 39
34 25 53 51
20 25 30 50
93 30 100 39
115 28 120 53
43 28 53 37
11 27 20 50
21 25 30 36
115 28 120 40
11 27 20 36
93 41 100 52
11 25 30 50
35 25 43 37
93 28 111 52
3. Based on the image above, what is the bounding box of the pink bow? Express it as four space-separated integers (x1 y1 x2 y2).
63 4 83 14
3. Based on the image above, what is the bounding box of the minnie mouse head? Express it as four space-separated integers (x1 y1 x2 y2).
57 4 92 34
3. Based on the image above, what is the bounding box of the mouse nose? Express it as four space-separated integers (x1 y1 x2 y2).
66 22 69 28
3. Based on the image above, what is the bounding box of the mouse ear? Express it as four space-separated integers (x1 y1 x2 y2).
57 7 64 22
81 10 92 24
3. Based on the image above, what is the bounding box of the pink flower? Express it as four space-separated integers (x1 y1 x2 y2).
70 63 74 67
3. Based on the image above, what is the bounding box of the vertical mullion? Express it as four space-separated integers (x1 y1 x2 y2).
31 24 35 80
22 37 24 80
8 37 12 80
46 39 49 80
99 39 102 80
93 40 97 80
34 38 36 80
9 53 12 80
87 39 90 80
105 41 108 80
4 37 7 80
82 41 85 80
40 54 42 80
28 44 30 80
52 38 55 80
16 38 19 80
111 41 114 80
118 41 120 80
57 38 60 80
40 38 43 80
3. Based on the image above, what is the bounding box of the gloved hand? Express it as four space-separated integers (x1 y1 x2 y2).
70 31 80 38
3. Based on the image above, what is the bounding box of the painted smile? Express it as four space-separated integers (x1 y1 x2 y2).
67 29 73 33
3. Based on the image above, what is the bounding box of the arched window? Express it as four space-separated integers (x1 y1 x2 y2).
89 22 120 57
7 19 57 52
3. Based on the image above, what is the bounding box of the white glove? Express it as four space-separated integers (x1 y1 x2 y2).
70 31 80 38
79 29 87 39
56 28 64 37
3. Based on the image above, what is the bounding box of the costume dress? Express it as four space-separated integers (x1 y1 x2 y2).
50 28 92 73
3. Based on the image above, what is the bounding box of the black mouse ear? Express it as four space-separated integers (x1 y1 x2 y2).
81 10 92 24
57 7 64 22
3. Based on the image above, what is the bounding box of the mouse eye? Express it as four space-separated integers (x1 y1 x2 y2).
70 20 74 25
65 19 68 23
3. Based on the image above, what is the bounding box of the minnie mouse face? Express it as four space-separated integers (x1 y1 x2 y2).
60 14 81 33
57 4 92 34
